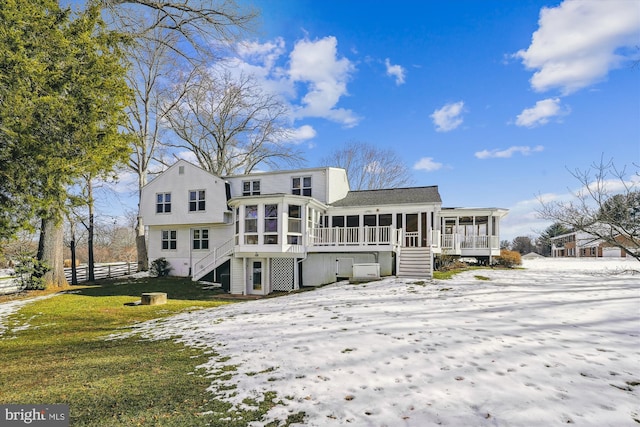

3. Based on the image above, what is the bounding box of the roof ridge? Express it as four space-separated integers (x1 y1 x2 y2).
347 185 438 193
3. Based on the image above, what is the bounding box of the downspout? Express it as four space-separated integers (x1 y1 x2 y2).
189 228 193 277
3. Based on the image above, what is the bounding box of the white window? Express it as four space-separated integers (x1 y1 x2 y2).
292 176 312 197
245 205 258 244
264 204 278 244
156 193 171 213
242 180 261 196
161 230 177 250
287 204 302 245
192 229 209 250
189 190 205 212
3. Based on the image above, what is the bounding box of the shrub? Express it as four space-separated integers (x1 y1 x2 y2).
15 255 50 290
435 254 468 272
495 250 522 268
63 259 80 268
149 257 172 277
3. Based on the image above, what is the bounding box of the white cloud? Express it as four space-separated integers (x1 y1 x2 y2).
430 101 465 132
413 157 443 172
236 38 287 75
384 58 406 85
211 37 360 129
515 98 569 127
282 125 317 144
288 36 360 127
175 150 199 164
226 38 295 99
515 0 640 94
500 196 554 241
475 145 544 159
100 170 139 194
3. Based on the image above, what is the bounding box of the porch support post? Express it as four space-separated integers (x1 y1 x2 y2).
242 258 247 295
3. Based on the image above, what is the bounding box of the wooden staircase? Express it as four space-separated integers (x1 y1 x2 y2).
397 247 433 278
191 238 234 281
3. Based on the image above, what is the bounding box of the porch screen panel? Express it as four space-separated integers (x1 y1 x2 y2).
271 258 294 291
379 214 392 226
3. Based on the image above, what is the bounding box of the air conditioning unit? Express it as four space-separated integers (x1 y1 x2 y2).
352 263 380 282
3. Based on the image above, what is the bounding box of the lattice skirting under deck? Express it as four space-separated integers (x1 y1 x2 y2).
271 258 295 291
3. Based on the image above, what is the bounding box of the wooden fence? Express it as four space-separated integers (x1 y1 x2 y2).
64 262 138 283
0 262 138 295
0 277 20 295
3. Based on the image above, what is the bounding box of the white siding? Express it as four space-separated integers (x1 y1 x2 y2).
141 160 231 227
325 168 350 204
226 168 338 204
230 258 245 294
302 252 392 287
147 223 234 277
147 225 192 277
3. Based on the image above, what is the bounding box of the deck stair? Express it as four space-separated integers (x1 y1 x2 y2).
192 238 234 281
397 247 432 278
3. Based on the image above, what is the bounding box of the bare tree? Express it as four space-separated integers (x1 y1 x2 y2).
123 26 184 272
100 0 258 270
537 157 639 261
164 69 304 175
321 141 414 190
101 0 257 61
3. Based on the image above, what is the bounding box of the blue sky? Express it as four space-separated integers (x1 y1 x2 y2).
104 0 640 241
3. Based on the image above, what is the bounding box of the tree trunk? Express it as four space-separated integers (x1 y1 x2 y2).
70 239 78 285
87 180 95 281
70 218 77 286
88 212 95 282
136 214 148 271
40 217 67 288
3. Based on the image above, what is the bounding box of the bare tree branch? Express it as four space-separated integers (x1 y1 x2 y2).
320 140 414 190
100 0 258 62
537 156 639 261
164 68 305 175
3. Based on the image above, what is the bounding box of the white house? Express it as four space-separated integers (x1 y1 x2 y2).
140 160 508 295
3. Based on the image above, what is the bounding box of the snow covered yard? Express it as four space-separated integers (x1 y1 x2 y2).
116 258 639 426
0 294 56 335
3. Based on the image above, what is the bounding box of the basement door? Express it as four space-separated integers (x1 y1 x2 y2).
247 259 265 295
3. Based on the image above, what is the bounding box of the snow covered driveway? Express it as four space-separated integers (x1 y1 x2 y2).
120 259 640 426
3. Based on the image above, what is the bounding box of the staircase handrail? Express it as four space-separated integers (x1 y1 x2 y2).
192 237 235 280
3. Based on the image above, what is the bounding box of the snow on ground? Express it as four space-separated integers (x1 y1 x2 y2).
110 259 640 425
0 294 56 336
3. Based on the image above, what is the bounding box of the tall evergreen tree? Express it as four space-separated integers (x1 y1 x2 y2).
537 222 571 256
0 1 131 287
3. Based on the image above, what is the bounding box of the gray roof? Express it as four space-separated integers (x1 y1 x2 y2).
330 186 442 207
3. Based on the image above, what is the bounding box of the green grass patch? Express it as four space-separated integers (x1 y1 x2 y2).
474 275 491 281
0 276 300 426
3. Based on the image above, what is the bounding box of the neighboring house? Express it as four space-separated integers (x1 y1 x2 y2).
550 231 629 258
140 160 508 295
522 252 545 259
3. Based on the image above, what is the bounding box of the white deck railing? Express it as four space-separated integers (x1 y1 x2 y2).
192 237 235 280
404 231 420 247
309 226 394 247
441 234 500 250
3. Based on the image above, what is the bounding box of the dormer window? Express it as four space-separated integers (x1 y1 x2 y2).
242 180 261 196
292 176 311 197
